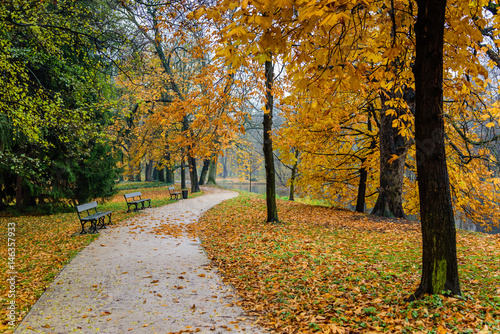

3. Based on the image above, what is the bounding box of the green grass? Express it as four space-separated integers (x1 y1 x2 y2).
113 180 174 190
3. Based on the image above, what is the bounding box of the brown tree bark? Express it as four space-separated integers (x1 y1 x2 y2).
356 116 377 213
411 0 461 299
181 159 186 190
222 154 229 178
135 161 142 182
264 58 279 223
355 158 368 213
288 150 299 202
145 160 153 181
207 155 217 185
166 166 173 184
158 167 165 182
372 91 409 218
189 156 200 193
198 159 210 185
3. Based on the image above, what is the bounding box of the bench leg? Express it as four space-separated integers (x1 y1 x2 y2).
127 203 132 213
97 216 106 229
80 221 87 234
89 220 99 234
107 213 113 225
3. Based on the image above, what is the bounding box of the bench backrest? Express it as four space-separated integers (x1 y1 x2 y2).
76 201 98 213
168 186 176 192
124 191 142 200
75 201 98 219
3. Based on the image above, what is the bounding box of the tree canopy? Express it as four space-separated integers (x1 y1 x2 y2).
1 0 500 300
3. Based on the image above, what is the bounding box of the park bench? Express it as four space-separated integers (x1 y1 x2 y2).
168 186 181 200
75 201 113 234
124 191 151 212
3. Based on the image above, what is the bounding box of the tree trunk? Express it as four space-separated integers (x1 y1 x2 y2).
23 182 35 207
181 159 186 190
198 159 210 185
152 166 159 181
166 166 173 184
289 150 299 201
264 58 279 223
411 0 461 299
189 156 200 193
135 161 142 182
16 174 23 209
127 155 134 181
164 151 172 184
355 158 368 213
158 167 165 182
207 155 217 185
222 154 229 178
356 116 376 213
371 91 409 218
145 160 153 181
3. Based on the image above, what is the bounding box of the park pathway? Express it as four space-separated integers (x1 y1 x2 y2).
15 188 266 334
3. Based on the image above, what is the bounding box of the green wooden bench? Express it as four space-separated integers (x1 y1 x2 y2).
124 191 151 212
75 201 113 234
168 186 181 200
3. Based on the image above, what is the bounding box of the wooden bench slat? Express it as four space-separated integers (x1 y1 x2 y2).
76 201 98 213
124 192 142 199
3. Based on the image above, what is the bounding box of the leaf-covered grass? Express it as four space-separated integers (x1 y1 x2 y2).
0 184 199 333
113 180 174 190
196 192 500 333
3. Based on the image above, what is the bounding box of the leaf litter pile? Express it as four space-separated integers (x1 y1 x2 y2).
195 193 500 333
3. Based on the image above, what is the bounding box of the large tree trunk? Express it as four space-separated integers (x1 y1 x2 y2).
145 160 153 181
166 166 173 184
207 155 217 185
264 58 279 223
164 151 173 184
135 161 142 182
411 0 461 299
372 92 409 218
199 159 210 185
152 166 159 181
158 167 165 182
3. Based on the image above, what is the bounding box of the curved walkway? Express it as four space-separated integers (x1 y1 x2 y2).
15 188 266 334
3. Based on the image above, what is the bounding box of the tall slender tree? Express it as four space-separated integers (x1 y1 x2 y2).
411 0 461 298
263 58 279 222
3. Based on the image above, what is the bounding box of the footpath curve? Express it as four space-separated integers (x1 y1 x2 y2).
15 187 266 334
